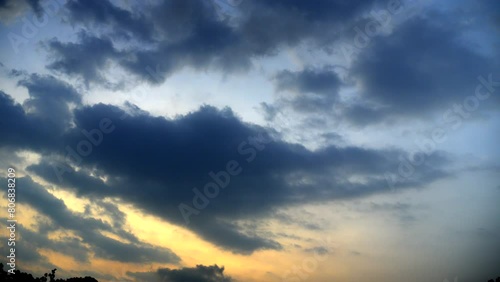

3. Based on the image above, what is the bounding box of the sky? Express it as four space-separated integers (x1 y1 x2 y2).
0 0 499 281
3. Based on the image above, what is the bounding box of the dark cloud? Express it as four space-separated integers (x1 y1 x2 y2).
272 67 343 113
19 73 81 128
119 0 249 84
45 0 383 86
236 0 382 54
274 67 342 96
0 73 80 151
75 271 118 282
250 0 376 22
347 16 499 124
341 104 386 126
128 264 232 282
0 91 33 149
64 0 153 42
1 0 499 280
262 7 500 127
0 223 53 266
48 0 248 85
0 75 451 254
26 0 41 16
0 0 9 8
0 0 43 22
18 223 90 263
25 102 448 253
46 32 121 87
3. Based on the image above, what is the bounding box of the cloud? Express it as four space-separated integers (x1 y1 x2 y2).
0 223 54 267
49 0 248 85
272 66 343 113
346 16 498 124
46 32 121 88
7 176 180 264
26 102 448 253
261 7 500 128
19 73 81 124
0 91 33 149
26 0 41 16
0 75 451 254
64 0 153 42
3 223 91 263
44 0 383 86
0 0 33 23
0 0 47 24
341 104 386 126
1 0 499 280
128 264 232 282
274 67 342 96
0 73 81 151
237 0 381 53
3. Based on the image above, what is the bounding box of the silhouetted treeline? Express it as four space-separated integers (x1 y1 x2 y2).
0 264 97 282
487 278 500 282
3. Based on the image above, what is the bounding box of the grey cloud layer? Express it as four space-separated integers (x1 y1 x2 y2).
128 264 232 282
3 0 495 269
45 0 382 85
42 0 500 127
265 14 499 126
0 74 451 254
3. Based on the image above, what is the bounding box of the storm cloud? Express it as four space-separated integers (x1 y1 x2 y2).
128 264 232 282
0 75 451 253
44 0 384 85
1 1 499 280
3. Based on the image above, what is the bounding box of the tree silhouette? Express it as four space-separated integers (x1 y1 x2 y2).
0 263 97 282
